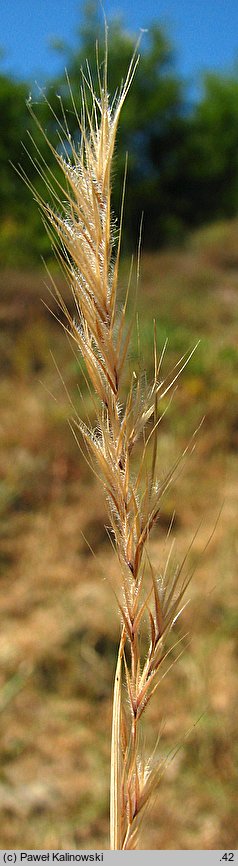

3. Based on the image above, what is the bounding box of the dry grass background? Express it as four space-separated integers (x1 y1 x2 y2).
0 220 238 848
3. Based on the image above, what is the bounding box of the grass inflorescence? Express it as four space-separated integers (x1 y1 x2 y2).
21 31 205 850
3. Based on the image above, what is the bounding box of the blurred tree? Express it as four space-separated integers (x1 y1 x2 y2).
2 2 238 266
44 0 185 249
184 73 238 224
0 69 63 266
0 75 29 209
0 74 35 266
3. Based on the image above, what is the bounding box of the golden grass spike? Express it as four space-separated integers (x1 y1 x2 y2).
24 26 207 852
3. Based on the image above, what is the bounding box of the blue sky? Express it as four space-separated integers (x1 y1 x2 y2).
1 0 238 89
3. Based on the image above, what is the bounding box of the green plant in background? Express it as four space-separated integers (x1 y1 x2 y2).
3 1 238 266
24 30 202 850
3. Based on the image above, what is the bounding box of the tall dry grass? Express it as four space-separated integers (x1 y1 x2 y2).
21 33 203 850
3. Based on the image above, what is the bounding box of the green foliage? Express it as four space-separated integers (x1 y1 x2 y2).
171 73 238 228
0 74 29 206
2 2 238 264
0 73 51 266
